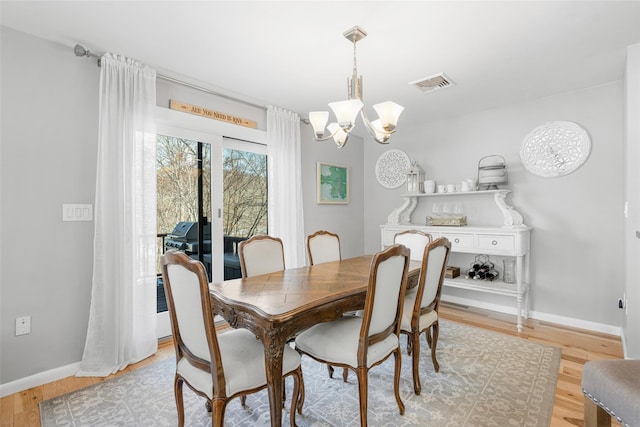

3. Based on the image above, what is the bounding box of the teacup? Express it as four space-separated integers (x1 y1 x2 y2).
447 184 457 193
437 184 447 193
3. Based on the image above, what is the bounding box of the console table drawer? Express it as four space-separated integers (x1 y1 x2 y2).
477 235 515 251
441 233 474 250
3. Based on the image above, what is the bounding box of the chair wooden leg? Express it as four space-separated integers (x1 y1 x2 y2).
297 366 305 414
240 395 246 406
394 350 405 415
212 399 225 427
584 397 610 427
406 334 413 356
411 331 422 395
174 376 185 427
431 322 440 373
328 364 348 382
356 367 369 427
290 368 301 427
282 378 287 408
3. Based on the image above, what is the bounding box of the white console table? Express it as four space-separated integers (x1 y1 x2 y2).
381 190 531 332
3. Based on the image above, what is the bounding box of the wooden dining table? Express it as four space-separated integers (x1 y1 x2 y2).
209 254 421 426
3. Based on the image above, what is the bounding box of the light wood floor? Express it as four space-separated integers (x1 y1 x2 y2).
1 302 624 427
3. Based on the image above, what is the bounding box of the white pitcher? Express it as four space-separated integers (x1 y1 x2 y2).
463 178 476 191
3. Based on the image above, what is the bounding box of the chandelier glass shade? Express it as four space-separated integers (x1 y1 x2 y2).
309 26 404 148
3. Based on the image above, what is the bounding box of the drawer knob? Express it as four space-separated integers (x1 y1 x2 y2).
455 238 460 243
492 240 498 245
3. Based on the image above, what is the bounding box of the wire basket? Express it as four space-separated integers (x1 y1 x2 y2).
477 155 508 190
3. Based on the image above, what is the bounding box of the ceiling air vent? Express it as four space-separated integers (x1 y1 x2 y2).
409 72 455 93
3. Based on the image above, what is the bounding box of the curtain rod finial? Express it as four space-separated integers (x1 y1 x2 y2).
74 44 89 57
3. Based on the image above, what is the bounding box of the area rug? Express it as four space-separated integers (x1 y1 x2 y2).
40 320 561 426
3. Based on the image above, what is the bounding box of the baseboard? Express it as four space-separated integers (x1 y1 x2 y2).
529 310 622 336
0 361 81 398
441 294 622 336
621 332 629 359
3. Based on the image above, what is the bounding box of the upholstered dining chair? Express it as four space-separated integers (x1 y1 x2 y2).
295 244 410 427
306 230 349 381
306 230 341 265
161 251 303 427
400 237 451 395
238 234 285 277
393 229 432 261
238 234 299 404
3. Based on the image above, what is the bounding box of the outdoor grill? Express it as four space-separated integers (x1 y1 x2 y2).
163 221 244 280
164 221 211 254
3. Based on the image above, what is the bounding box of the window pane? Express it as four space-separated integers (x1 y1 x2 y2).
222 148 268 280
156 135 212 312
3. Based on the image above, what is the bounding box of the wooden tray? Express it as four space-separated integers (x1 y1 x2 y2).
425 216 467 226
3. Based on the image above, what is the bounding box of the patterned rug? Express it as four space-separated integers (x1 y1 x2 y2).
40 320 561 426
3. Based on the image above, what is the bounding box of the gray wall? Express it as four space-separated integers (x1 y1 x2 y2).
1 27 98 384
300 127 365 260
364 81 626 331
623 44 640 358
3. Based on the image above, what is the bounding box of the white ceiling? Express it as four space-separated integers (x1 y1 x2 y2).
3 1 640 130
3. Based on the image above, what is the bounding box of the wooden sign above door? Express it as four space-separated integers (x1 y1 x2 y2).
169 100 257 129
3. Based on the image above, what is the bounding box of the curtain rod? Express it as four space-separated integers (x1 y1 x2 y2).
73 44 268 111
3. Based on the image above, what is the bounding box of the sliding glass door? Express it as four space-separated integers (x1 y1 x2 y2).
153 125 267 338
154 126 221 338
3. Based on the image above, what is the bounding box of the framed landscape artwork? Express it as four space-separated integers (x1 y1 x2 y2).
317 162 349 204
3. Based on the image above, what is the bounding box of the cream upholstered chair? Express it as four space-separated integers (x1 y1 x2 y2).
349 230 430 325
400 237 451 395
238 235 285 277
238 234 299 404
295 244 410 427
306 230 349 381
306 230 341 265
386 230 433 359
161 251 303 427
393 229 432 261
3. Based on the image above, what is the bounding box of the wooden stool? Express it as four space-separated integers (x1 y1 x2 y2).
582 359 640 427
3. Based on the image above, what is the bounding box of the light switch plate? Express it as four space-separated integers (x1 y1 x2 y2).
62 204 93 222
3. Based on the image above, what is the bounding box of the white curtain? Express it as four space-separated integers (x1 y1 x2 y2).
77 53 158 377
267 106 305 268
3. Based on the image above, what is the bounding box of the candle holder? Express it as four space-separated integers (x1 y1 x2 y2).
406 161 425 194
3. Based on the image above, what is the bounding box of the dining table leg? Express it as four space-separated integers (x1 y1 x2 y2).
263 331 285 427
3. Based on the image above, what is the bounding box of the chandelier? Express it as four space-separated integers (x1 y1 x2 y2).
309 26 404 148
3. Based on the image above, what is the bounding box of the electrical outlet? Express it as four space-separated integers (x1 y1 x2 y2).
618 293 628 315
15 316 31 336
